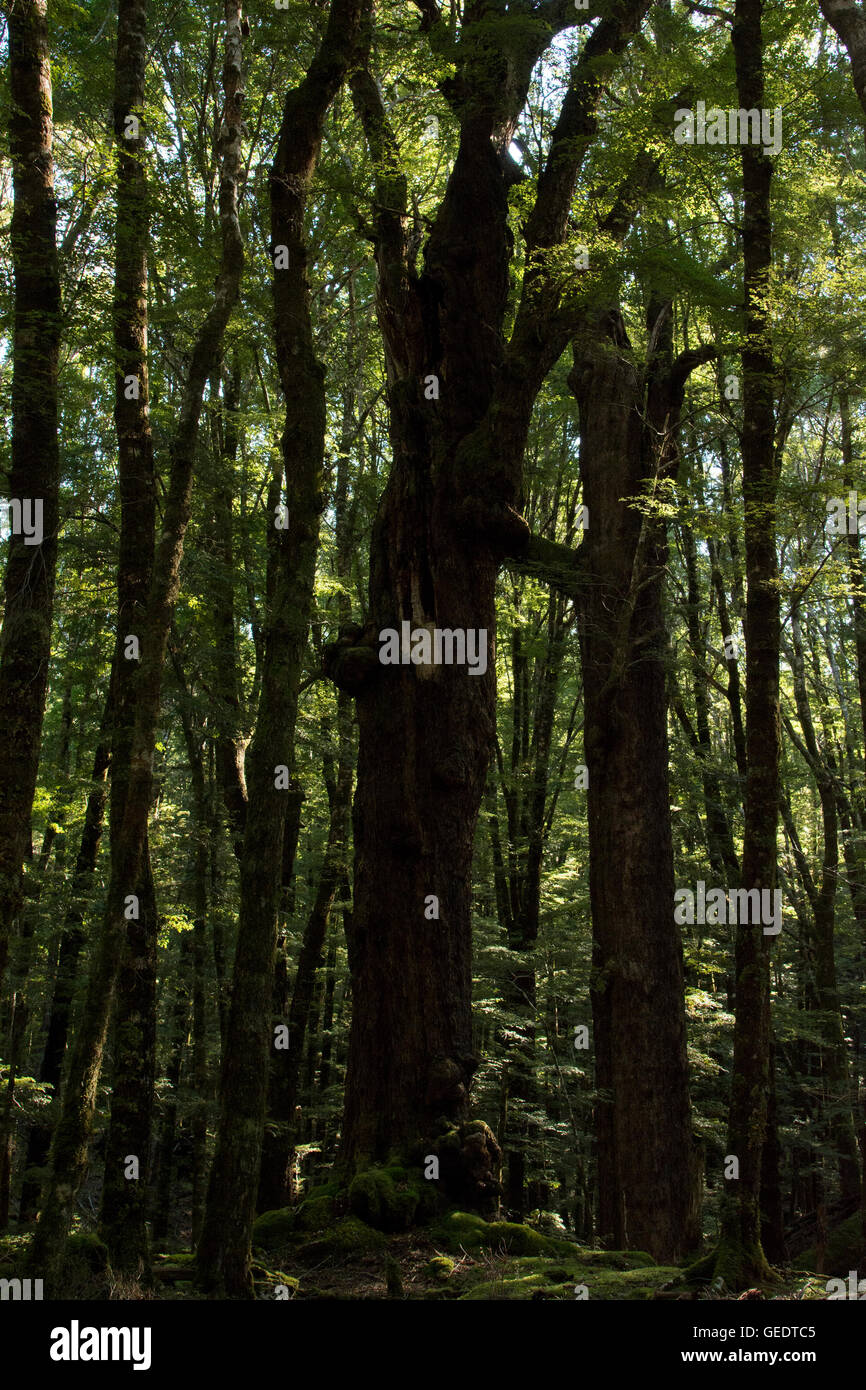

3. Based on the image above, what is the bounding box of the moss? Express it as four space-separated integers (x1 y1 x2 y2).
0 1234 29 1273
65 1233 109 1274
252 1208 297 1251
296 1217 386 1261
385 1256 404 1298
429 1210 574 1257
457 1255 679 1301
424 1255 456 1283
429 1210 490 1250
461 1273 550 1300
712 1234 776 1291
303 1179 343 1200
487 1221 575 1257
577 1249 656 1269
347 1165 438 1232
252 1268 299 1298
294 1195 336 1232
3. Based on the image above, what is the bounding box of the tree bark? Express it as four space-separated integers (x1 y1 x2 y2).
210 359 248 855
786 611 861 1201
331 0 652 1207
18 685 113 1222
818 0 866 135
567 300 700 1261
196 0 362 1298
97 0 158 1281
257 699 352 1212
715 0 779 1288
28 0 244 1291
0 0 61 998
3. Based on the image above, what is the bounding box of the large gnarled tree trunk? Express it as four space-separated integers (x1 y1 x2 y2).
329 0 666 1220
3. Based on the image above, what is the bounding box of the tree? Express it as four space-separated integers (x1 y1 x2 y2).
714 0 780 1287
28 0 245 1290
0 0 61 999
196 0 364 1298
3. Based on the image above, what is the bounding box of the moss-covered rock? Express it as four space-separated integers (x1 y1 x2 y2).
576 1249 656 1269
348 1168 418 1232
428 1210 489 1250
294 1195 336 1232
424 1255 456 1283
252 1207 298 1250
347 1164 440 1231
429 1210 574 1256
295 1217 386 1261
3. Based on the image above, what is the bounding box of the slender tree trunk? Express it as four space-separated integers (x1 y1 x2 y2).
678 503 740 880
0 0 61 998
257 700 352 1211
760 1036 785 1262
318 927 339 1148
28 0 244 1290
97 0 158 1281
787 611 861 1200
169 647 213 1245
99 848 157 1277
0 818 54 1228
191 877 210 1245
151 934 192 1244
18 686 113 1221
715 0 779 1288
211 359 248 854
499 594 568 1216
196 0 361 1298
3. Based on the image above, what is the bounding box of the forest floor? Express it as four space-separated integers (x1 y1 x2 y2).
3 1181 859 1301
149 1219 844 1300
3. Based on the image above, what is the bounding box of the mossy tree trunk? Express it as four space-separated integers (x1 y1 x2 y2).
196 0 363 1298
714 0 779 1290
0 0 61 999
209 359 248 857
97 0 158 1282
151 933 193 1245
786 608 861 1201
257 696 353 1211
568 296 708 1262
28 0 244 1292
331 0 651 1202
170 643 214 1243
18 685 113 1222
493 588 571 1217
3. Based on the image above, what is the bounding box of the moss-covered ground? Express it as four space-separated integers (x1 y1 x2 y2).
1 1168 854 1300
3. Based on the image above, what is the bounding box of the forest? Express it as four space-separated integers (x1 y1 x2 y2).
0 0 865 1313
